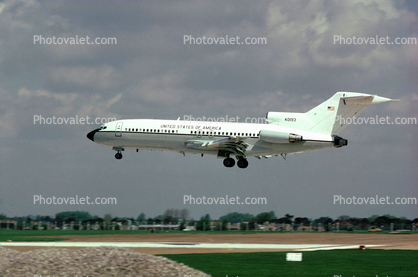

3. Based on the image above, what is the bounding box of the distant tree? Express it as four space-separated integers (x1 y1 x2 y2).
337 215 350 222
294 217 310 226
373 216 392 227
202 214 210 221
213 219 228 231
219 212 254 223
136 213 146 223
103 213 112 224
314 217 333 224
154 215 164 224
163 209 181 224
196 216 210 231
0 213 7 220
173 209 180 219
56 211 92 222
275 214 294 224
163 215 175 224
42 216 53 222
359 218 370 230
164 209 174 218
368 215 380 223
255 212 274 224
180 209 190 221
323 218 333 225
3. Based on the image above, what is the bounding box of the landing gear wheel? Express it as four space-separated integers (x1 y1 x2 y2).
115 152 123 160
223 157 235 168
237 158 248 169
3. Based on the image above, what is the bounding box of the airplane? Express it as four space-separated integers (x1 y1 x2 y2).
87 92 398 168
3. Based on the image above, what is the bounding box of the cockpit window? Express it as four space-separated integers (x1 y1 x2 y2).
99 125 107 130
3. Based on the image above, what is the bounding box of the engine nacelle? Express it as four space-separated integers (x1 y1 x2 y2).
333 136 348 147
259 130 303 144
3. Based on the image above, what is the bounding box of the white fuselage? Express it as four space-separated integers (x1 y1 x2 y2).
91 119 334 157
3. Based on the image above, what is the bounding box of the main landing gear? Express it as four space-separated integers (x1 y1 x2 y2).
237 158 249 168
223 157 248 169
223 157 235 167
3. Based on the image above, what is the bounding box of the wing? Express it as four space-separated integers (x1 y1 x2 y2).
185 136 249 156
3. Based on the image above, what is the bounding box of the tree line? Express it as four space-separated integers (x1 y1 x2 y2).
1 210 417 231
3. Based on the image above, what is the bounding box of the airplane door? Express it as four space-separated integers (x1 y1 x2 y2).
115 122 123 137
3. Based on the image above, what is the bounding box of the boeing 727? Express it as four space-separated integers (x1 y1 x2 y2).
87 92 398 168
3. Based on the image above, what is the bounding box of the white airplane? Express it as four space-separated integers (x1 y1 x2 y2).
87 92 398 168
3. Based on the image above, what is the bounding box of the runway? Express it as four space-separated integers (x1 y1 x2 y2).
0 241 384 251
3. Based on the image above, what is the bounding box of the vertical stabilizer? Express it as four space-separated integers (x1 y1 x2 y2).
305 92 397 135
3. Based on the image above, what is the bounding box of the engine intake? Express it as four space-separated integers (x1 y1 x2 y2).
259 130 303 144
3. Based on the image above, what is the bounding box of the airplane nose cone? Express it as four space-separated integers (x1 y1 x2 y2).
87 129 99 141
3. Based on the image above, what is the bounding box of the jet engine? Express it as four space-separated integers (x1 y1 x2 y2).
333 136 348 147
259 130 303 143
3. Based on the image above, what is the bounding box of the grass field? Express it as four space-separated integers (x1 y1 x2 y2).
162 250 418 277
0 229 156 241
1 229 414 241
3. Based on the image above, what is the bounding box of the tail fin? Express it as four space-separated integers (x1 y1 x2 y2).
266 92 398 136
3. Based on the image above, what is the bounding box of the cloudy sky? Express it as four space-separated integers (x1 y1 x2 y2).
0 0 417 221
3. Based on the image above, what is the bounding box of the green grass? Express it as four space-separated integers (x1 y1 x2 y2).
0 229 415 241
0 229 158 241
0 229 253 241
161 250 418 277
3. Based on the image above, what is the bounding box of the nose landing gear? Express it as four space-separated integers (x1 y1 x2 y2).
113 147 124 160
